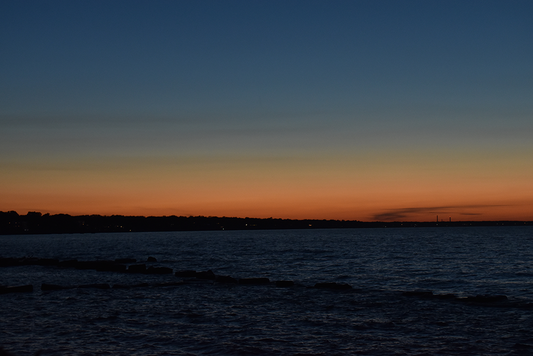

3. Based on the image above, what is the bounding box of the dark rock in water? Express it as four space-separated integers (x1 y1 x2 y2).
463 295 508 303
112 284 131 289
275 280 294 287
73 260 92 269
239 277 271 285
196 270 216 280
35 258 59 266
402 290 434 298
0 346 16 356
513 343 533 350
94 260 119 272
111 264 127 272
314 282 352 290
0 257 18 267
145 266 173 274
73 260 126 272
78 283 110 289
112 283 150 289
58 259 78 268
19 257 40 265
154 281 185 287
115 258 136 263
434 293 457 300
175 270 197 278
75 260 108 270
0 285 33 294
41 283 72 291
127 264 146 273
215 275 238 284
147 256 157 262
133 282 150 288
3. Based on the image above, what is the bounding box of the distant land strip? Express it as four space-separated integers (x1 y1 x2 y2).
0 211 531 235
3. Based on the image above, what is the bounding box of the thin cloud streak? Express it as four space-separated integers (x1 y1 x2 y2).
371 205 507 221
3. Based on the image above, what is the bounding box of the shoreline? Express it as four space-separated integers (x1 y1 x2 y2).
1 211 531 235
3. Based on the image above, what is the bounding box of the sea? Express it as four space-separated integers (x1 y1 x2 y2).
1 226 533 355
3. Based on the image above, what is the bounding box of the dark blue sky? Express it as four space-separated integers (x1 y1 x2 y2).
3 0 531 118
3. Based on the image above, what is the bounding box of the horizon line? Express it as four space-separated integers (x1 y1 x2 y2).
2 210 532 224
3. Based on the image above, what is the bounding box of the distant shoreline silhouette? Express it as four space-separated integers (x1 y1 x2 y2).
1 211 531 235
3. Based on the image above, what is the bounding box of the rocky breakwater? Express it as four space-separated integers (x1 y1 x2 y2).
173 270 290 287
401 290 533 309
0 284 33 294
0 256 172 293
4 256 532 309
313 282 353 290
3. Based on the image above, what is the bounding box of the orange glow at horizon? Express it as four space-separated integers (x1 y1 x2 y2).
1 148 532 222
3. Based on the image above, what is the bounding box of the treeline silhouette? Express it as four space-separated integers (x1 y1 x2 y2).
0 211 531 235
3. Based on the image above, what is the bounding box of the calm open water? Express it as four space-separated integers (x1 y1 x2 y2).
1 227 533 355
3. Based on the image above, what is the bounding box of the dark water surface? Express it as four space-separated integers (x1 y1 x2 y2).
2 227 533 355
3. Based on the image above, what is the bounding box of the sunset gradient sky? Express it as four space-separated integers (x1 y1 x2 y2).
1 0 532 221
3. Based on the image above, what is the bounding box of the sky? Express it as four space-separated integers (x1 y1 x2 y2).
1 0 532 221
